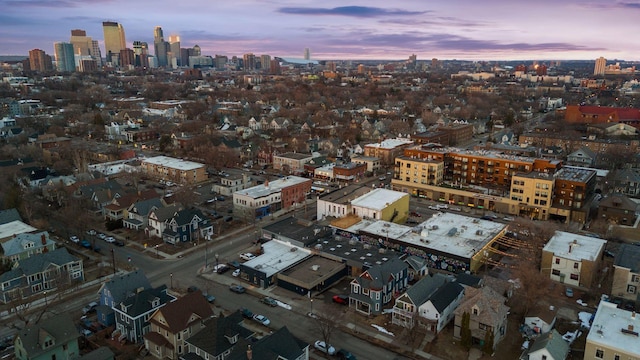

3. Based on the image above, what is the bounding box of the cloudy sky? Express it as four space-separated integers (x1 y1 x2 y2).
1 0 639 61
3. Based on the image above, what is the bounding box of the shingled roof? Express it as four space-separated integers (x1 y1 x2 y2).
150 290 214 333
185 311 254 358
225 326 307 360
15 314 79 359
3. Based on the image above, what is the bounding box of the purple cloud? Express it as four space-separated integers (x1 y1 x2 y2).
278 6 427 18
0 0 114 7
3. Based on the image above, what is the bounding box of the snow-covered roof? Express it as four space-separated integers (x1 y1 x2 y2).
236 176 310 199
0 220 37 240
587 301 640 356
351 188 408 210
365 138 414 149
242 239 312 277
543 231 607 262
142 156 204 171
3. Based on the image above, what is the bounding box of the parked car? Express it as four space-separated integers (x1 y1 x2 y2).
252 314 271 326
306 312 319 319
114 240 125 247
314 341 336 355
240 253 256 261
261 296 278 307
503 216 515 221
97 233 106 240
215 264 230 274
224 215 233 222
104 236 115 243
230 285 246 294
240 307 253 319
332 295 349 305
80 240 91 248
82 301 98 315
449 206 462 212
203 293 216 303
86 229 96 236
70 235 79 243
565 287 574 298
428 205 439 210
216 195 226 201
232 269 240 277
228 260 241 268
337 349 357 360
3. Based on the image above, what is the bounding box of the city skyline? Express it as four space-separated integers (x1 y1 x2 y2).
1 0 640 61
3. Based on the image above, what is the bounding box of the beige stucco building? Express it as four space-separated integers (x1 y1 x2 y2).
541 231 607 288
140 156 207 184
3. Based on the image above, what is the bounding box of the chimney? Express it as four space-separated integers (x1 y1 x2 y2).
264 179 269 188
246 345 252 360
633 312 636 320
41 234 46 245
629 324 635 332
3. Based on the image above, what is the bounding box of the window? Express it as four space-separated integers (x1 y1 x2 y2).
555 258 560 264
632 275 640 283
614 354 620 360
627 285 637 294
595 349 604 359
570 274 579 281
552 269 561 276
574 262 579 269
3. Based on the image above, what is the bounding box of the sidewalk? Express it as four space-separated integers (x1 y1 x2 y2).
199 269 443 360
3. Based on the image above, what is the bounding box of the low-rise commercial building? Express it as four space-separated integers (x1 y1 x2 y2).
140 156 207 184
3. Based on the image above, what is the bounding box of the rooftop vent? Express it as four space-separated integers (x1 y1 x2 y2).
311 265 319 271
447 227 458 236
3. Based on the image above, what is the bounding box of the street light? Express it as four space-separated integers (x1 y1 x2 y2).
170 273 173 289
155 244 159 258
215 253 219 268
43 291 48 307
310 298 313 313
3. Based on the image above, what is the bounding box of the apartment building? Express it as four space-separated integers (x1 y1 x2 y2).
510 172 554 220
584 301 640 360
541 231 606 289
272 152 314 174
392 156 444 197
363 138 414 165
233 176 312 219
140 156 207 184
552 167 596 223
611 244 640 303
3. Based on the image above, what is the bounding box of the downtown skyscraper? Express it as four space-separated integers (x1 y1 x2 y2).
54 42 76 72
154 26 168 67
103 21 126 65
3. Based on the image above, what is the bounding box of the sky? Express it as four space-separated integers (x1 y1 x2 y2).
1 0 639 61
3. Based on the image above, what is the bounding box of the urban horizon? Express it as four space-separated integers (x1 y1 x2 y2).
1 0 640 61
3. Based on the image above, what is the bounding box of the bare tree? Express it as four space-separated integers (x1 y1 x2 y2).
310 307 341 351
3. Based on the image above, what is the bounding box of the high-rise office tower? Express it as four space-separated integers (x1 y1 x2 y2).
133 41 149 68
119 48 135 67
103 21 126 65
243 53 256 71
70 29 93 56
260 54 271 72
180 48 190 68
192 45 201 56
594 57 607 76
154 26 168 67
54 42 76 72
91 40 103 67
29 49 53 72
304 48 310 60
168 34 181 67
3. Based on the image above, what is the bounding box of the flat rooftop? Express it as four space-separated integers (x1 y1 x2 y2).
362 213 506 259
237 176 311 199
564 165 609 178
0 220 38 241
243 239 312 277
587 301 640 356
365 138 414 149
262 216 329 246
351 188 408 210
318 185 372 205
396 155 443 164
410 145 562 164
142 156 204 171
275 152 314 160
515 171 555 180
543 231 607 262
314 234 403 267
554 167 596 183
279 255 345 284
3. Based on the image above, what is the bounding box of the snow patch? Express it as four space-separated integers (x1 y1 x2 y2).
371 324 394 336
562 329 582 345
578 311 593 328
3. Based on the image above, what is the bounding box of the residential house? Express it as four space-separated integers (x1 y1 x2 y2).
403 255 428 282
541 231 607 288
162 208 214 244
113 285 175 343
224 326 309 360
597 193 639 226
14 314 80 360
147 204 183 238
97 270 152 326
0 248 83 304
519 329 569 360
350 258 408 315
103 189 159 221
1 231 56 263
584 300 640 360
124 198 165 231
611 168 640 198
0 208 22 225
408 279 463 333
453 286 510 350
611 244 640 303
392 273 448 328
524 303 558 335
184 311 255 359
567 147 597 167
268 117 290 131
144 290 214 359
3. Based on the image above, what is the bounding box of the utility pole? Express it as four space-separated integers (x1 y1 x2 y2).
111 248 116 274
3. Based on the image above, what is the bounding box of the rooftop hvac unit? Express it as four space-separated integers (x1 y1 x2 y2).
290 247 297 252
311 265 319 271
476 230 483 235
447 227 458 236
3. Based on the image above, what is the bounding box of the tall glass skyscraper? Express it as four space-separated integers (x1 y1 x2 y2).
54 42 76 72
154 26 168 67
103 21 126 65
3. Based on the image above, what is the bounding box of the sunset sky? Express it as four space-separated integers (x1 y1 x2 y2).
1 0 639 61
